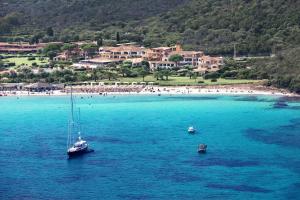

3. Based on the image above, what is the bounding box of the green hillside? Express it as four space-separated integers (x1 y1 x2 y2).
1 0 299 55
0 0 189 27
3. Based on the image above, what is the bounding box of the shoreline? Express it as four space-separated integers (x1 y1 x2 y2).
0 84 299 97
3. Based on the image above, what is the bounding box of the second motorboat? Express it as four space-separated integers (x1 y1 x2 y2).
188 126 196 133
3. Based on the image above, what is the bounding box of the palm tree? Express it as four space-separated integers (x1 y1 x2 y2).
162 69 171 80
91 69 98 82
186 70 194 79
119 65 130 77
105 70 118 81
154 71 160 80
138 68 148 82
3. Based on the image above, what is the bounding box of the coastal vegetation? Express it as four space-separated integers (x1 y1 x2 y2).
0 48 298 92
0 56 261 86
1 54 49 67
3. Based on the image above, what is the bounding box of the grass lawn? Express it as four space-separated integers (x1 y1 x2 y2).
102 75 262 86
2 56 49 67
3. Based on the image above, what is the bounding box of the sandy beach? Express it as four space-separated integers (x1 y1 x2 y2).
0 84 298 97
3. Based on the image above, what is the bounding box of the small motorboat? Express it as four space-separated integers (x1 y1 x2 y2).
198 144 207 153
188 126 196 133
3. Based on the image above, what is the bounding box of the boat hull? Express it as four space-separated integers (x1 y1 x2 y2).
67 148 94 157
198 149 206 153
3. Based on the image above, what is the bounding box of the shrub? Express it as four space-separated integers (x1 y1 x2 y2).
224 77 236 80
291 83 300 94
221 70 238 78
7 62 16 67
211 79 217 82
27 57 36 61
203 72 220 79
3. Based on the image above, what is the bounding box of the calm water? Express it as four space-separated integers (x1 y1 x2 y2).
0 95 300 200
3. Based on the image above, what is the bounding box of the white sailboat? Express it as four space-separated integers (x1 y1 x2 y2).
67 88 93 157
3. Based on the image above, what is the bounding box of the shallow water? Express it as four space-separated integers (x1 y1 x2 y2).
0 95 300 200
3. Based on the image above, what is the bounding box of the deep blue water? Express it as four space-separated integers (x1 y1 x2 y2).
0 95 300 200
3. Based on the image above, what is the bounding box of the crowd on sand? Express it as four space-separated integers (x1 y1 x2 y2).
67 85 145 94
142 85 294 96
0 84 298 97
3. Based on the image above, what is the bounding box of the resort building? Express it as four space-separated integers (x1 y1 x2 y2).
53 47 84 61
199 56 224 70
0 42 62 54
24 83 64 92
143 45 179 61
0 42 43 54
166 50 204 67
74 43 224 72
99 45 145 60
149 61 176 70
0 83 24 91
72 58 122 70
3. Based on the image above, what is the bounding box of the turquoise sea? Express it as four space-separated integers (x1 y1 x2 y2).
0 95 300 200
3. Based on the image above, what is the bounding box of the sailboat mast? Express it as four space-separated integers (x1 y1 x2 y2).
67 86 75 147
67 119 70 149
78 108 81 138
70 86 75 123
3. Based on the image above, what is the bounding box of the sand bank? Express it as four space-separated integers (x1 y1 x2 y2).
0 84 298 97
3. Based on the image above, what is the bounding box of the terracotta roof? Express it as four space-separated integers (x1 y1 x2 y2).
201 56 223 61
101 45 144 52
126 58 144 63
0 42 41 48
149 61 176 64
0 48 39 52
169 50 203 56
152 47 172 50
81 57 123 64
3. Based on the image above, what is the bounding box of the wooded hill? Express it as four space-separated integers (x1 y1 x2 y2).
0 0 299 55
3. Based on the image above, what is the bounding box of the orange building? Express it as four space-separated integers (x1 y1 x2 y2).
87 43 225 71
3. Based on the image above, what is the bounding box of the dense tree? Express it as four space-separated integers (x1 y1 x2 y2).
138 68 148 81
153 70 163 81
141 61 150 72
162 69 172 80
116 32 120 42
104 70 118 81
91 69 98 82
0 61 5 71
47 51 57 60
186 70 195 79
96 37 103 47
169 54 183 67
203 72 220 80
46 27 54 37
81 44 98 57
0 12 22 34
43 43 63 54
62 43 77 51
119 65 130 77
